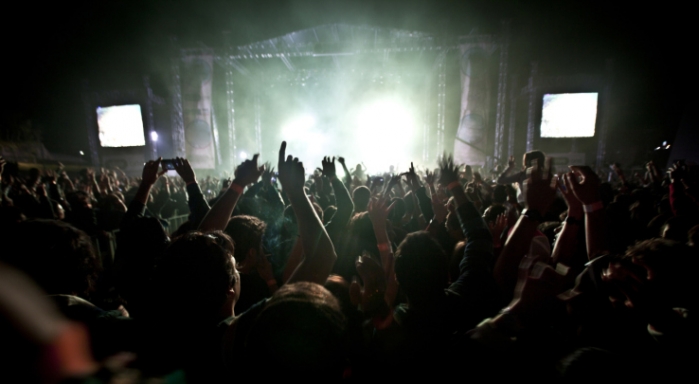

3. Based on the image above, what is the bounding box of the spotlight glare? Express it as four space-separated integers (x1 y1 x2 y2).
240 151 248 160
150 131 159 142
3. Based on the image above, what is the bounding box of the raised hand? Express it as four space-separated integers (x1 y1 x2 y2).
141 158 166 186
438 153 460 185
337 156 346 166
559 171 583 216
233 154 264 187
667 160 686 184
425 169 436 186
321 156 336 179
277 141 305 194
367 196 396 227
174 157 197 184
349 254 388 316
524 157 557 214
261 163 275 185
488 213 507 248
431 192 448 223
567 165 601 205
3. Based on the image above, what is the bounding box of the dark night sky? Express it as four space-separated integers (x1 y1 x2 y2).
3 0 695 158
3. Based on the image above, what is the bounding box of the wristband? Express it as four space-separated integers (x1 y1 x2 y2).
229 182 244 194
447 181 461 190
186 180 198 186
377 243 390 252
583 201 603 213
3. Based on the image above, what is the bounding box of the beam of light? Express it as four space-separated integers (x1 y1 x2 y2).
353 98 418 172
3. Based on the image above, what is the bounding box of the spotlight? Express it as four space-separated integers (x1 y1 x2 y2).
150 131 159 142
79 151 84 156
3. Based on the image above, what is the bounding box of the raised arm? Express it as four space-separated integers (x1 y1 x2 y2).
440 154 501 322
551 172 585 269
568 165 608 260
338 156 352 187
323 156 354 239
494 158 557 297
280 142 337 285
174 157 210 226
198 155 263 232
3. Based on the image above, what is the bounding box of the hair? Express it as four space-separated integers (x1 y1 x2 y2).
493 184 507 204
152 231 236 321
387 197 406 222
395 231 448 302
482 204 507 224
352 186 371 212
3 219 99 298
224 215 266 264
244 282 347 380
524 150 545 168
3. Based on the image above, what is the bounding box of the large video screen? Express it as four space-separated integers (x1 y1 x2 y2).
96 104 146 147
540 93 598 138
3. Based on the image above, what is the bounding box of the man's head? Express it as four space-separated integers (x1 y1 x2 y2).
224 215 266 272
352 186 371 213
154 231 239 321
395 231 448 304
3 219 99 297
244 282 347 380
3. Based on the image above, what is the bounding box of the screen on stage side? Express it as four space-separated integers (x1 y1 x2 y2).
540 93 598 138
96 104 146 147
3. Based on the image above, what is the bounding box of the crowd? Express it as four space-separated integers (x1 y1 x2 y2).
0 143 695 382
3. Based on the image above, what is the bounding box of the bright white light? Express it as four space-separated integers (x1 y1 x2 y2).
79 151 84 156
96 104 146 147
353 98 417 171
150 131 159 142
240 151 248 160
541 93 598 138
282 114 316 136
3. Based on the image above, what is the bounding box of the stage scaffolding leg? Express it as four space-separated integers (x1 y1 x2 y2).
507 74 518 158
525 61 538 153
436 51 447 158
493 21 510 167
81 80 100 168
225 57 237 169
144 76 157 159
596 59 614 169
170 38 185 158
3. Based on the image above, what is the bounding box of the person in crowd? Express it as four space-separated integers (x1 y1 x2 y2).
2 139 698 383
